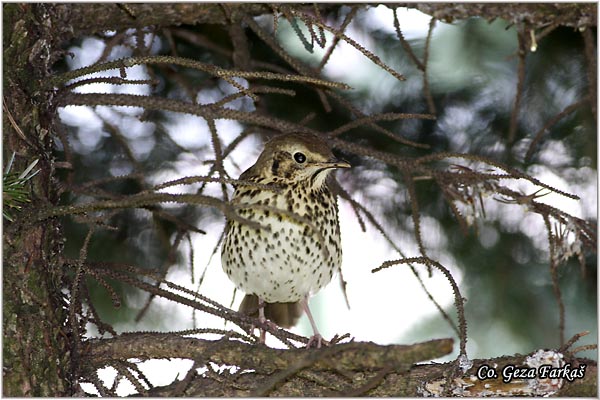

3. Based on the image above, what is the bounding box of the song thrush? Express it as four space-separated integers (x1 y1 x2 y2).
221 133 350 347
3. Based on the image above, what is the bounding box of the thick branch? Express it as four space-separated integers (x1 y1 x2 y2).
84 335 595 396
85 334 454 374
400 3 596 28
46 4 273 37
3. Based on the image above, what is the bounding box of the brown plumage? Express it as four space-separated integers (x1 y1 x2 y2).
221 133 350 346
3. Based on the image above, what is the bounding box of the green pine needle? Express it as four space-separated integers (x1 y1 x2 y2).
3 154 39 221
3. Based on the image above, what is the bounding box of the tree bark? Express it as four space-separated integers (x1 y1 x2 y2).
83 334 596 396
404 3 596 28
3 3 74 396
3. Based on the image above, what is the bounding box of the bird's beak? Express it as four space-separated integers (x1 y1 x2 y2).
309 158 350 186
325 158 351 169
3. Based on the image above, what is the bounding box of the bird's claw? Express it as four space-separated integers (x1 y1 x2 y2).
249 319 279 344
306 333 329 349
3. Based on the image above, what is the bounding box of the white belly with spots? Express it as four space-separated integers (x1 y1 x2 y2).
222 213 340 303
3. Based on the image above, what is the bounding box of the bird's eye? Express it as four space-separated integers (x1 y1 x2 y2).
293 152 306 163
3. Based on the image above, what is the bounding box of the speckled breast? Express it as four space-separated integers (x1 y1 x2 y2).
221 183 342 303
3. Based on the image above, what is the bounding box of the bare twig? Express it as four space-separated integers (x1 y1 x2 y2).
525 96 590 162
334 180 460 335
403 171 428 260
328 112 435 137
559 330 589 353
582 27 597 121
50 55 351 90
294 10 406 82
422 17 437 115
373 257 468 357
58 92 314 134
325 90 431 148
392 7 425 70
318 6 359 70
543 214 565 345
3 97 31 144
508 28 527 143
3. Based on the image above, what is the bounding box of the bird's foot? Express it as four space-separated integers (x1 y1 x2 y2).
305 333 352 348
306 333 329 349
251 319 278 344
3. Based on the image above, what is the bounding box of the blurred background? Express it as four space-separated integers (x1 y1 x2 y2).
53 4 596 391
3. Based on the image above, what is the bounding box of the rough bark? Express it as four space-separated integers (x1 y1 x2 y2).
403 3 596 28
3 3 74 396
83 334 596 397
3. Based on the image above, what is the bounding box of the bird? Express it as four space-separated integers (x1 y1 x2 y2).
221 133 350 347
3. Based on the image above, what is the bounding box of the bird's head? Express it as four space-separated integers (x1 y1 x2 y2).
243 133 350 189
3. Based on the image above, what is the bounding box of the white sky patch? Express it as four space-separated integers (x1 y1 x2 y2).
526 166 583 216
321 38 381 89
537 140 573 168
83 358 195 396
162 113 212 148
363 5 432 39
69 63 151 97
313 201 461 344
66 37 106 69
58 105 103 132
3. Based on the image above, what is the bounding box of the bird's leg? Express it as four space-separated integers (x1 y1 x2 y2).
255 298 279 343
301 296 328 349
258 298 267 344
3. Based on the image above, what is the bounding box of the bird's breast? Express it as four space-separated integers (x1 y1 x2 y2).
221 185 342 302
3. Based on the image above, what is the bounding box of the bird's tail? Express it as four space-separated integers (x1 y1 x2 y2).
239 294 303 328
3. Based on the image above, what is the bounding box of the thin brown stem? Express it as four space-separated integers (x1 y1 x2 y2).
508 28 527 143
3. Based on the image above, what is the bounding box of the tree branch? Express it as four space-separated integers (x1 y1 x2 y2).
85 334 454 374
